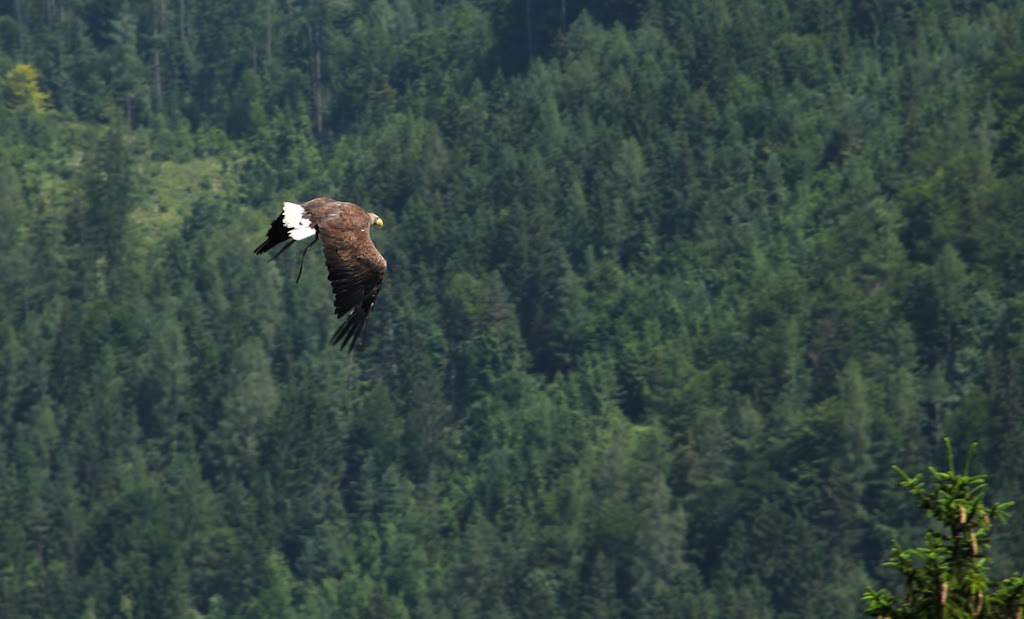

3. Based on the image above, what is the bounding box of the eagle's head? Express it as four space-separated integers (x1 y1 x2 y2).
369 213 384 228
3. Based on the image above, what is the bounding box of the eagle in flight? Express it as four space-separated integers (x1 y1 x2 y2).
255 198 387 351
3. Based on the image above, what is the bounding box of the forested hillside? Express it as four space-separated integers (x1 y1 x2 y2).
3 0 1024 617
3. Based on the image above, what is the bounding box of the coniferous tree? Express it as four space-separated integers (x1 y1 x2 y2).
864 440 1024 618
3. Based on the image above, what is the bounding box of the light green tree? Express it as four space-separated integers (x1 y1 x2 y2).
4 63 49 112
864 440 1024 618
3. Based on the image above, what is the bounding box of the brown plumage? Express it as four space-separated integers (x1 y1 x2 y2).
255 197 387 351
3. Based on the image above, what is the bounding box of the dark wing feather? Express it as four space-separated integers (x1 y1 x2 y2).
318 208 387 351
254 213 290 256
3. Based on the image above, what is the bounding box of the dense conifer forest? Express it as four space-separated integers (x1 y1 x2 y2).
3 0 1024 616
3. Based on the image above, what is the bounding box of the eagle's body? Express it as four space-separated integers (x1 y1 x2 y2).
255 198 386 351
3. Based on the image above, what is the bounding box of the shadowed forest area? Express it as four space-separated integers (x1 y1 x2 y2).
2 0 1024 617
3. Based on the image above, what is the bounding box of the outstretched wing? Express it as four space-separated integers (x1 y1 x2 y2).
318 207 388 351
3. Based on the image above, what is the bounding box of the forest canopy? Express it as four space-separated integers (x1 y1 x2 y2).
2 0 1024 617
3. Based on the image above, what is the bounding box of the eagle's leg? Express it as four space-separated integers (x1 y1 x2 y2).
268 239 295 261
295 234 319 283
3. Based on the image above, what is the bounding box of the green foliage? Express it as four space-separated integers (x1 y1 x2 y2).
864 440 1024 618
3 63 49 112
3 0 1024 617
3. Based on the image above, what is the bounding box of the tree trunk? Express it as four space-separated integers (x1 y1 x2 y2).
154 49 162 113
266 0 273 64
14 0 26 57
154 0 165 113
525 0 534 64
179 0 188 42
308 23 323 137
314 47 322 136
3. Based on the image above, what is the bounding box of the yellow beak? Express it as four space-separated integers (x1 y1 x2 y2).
375 218 384 228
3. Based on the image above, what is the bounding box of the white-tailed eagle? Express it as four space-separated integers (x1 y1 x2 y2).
255 198 387 351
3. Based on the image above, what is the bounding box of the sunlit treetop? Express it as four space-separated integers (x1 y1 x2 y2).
4 63 50 113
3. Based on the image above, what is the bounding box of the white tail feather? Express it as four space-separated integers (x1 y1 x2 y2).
282 201 316 240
